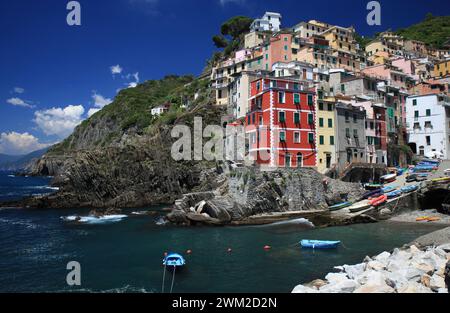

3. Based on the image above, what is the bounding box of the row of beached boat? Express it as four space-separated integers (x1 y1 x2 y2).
329 184 420 213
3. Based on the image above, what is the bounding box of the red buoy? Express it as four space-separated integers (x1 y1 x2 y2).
163 252 168 257
264 245 271 250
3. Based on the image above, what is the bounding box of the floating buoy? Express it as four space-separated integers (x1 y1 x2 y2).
164 252 168 257
264 245 271 250
186 249 192 255
227 248 232 253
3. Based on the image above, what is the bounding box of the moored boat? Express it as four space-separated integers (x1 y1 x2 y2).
364 183 383 191
381 173 396 183
431 177 450 184
163 253 186 270
362 189 383 200
300 240 341 249
381 185 397 193
348 200 372 213
328 202 352 211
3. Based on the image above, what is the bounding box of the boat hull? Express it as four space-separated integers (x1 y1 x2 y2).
300 240 341 249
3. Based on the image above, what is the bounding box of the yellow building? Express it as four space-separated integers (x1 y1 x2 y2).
433 60 450 78
321 26 357 54
316 94 337 173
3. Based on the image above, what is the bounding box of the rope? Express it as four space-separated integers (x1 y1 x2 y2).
170 266 177 294
161 263 167 293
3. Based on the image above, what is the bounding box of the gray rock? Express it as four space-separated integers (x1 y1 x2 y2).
292 285 319 293
343 263 366 280
430 273 446 291
397 282 433 293
320 279 359 293
325 272 349 284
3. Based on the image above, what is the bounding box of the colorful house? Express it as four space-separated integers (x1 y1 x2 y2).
246 77 317 167
316 94 337 173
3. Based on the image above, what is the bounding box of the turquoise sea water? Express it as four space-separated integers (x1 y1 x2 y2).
0 171 445 293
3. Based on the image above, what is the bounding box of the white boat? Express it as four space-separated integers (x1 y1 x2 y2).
347 200 372 213
381 173 397 182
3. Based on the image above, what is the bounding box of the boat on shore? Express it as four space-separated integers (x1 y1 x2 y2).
431 177 450 184
381 185 397 193
369 194 387 207
364 183 383 191
401 185 418 193
300 240 341 249
348 200 371 213
328 202 352 211
362 189 383 200
381 173 396 183
386 190 402 199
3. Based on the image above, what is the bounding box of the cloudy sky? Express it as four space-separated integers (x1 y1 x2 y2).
1 0 448 155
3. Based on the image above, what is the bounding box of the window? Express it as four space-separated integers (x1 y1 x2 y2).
308 133 314 143
424 121 432 128
330 136 335 145
353 129 358 138
308 113 314 125
256 81 260 91
294 132 300 143
294 93 300 104
294 112 300 124
346 128 350 137
413 122 420 130
345 111 350 122
426 136 431 146
319 118 324 127
328 119 333 128
426 109 431 116
353 114 357 123
265 54 268 60
279 111 286 123
293 83 299 90
341 84 345 93
318 102 324 110
308 94 314 105
414 111 419 118
284 45 288 51
279 131 286 142
327 103 333 111
278 91 285 104
319 136 324 145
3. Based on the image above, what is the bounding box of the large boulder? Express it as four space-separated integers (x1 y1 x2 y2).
445 261 450 292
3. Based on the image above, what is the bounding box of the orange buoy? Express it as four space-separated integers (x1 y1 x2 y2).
186 249 192 255
264 245 271 250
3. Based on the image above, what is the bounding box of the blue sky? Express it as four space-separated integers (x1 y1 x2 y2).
0 0 449 155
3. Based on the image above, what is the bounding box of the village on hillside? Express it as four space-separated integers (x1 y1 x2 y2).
204 12 450 176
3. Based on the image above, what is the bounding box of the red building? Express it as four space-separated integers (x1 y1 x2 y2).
245 77 317 167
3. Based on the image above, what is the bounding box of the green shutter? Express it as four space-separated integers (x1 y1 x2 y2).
308 114 314 125
280 132 286 142
413 99 417 106
328 119 333 128
294 112 300 124
319 118 324 127
279 112 286 123
319 136 324 145
294 94 300 104
308 94 314 105
330 136 335 145
308 133 314 143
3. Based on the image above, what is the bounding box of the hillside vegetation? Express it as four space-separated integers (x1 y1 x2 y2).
396 14 450 48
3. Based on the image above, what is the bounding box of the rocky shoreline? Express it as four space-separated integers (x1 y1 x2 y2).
292 227 450 293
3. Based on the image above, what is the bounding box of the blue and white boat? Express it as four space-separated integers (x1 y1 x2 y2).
381 185 397 193
386 190 402 199
300 240 341 249
163 253 186 269
401 185 419 194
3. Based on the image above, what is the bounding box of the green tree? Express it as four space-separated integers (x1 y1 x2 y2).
220 16 253 39
212 35 228 48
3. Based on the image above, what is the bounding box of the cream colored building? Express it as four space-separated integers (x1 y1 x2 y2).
316 94 337 173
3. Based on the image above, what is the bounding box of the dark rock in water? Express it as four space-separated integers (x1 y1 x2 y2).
89 207 122 217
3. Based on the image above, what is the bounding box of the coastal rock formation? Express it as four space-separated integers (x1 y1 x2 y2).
292 244 450 293
167 167 365 225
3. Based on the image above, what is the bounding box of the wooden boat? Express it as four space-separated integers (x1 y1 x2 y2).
416 216 429 222
362 189 383 200
348 200 372 213
163 253 186 270
381 173 396 183
364 183 383 191
328 202 352 211
427 217 440 222
386 190 402 199
401 185 418 194
369 195 387 207
300 240 341 249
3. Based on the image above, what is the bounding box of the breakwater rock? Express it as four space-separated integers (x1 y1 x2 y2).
167 167 365 226
292 244 450 293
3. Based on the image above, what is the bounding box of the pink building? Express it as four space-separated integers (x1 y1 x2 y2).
262 32 293 71
361 64 408 89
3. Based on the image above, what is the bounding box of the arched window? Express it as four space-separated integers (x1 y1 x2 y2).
285 153 291 168
297 153 303 168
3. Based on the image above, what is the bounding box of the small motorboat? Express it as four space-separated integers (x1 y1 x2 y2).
416 216 429 222
401 185 418 194
300 240 341 249
348 200 372 213
431 177 450 184
396 168 405 176
369 194 387 207
364 183 383 191
386 190 402 199
163 253 186 270
381 173 396 183
362 189 383 200
328 202 352 211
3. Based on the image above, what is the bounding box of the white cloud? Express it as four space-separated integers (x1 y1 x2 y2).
126 72 140 88
92 92 113 108
6 97 33 108
34 105 85 138
0 132 52 155
87 108 101 117
110 64 123 75
13 87 25 94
